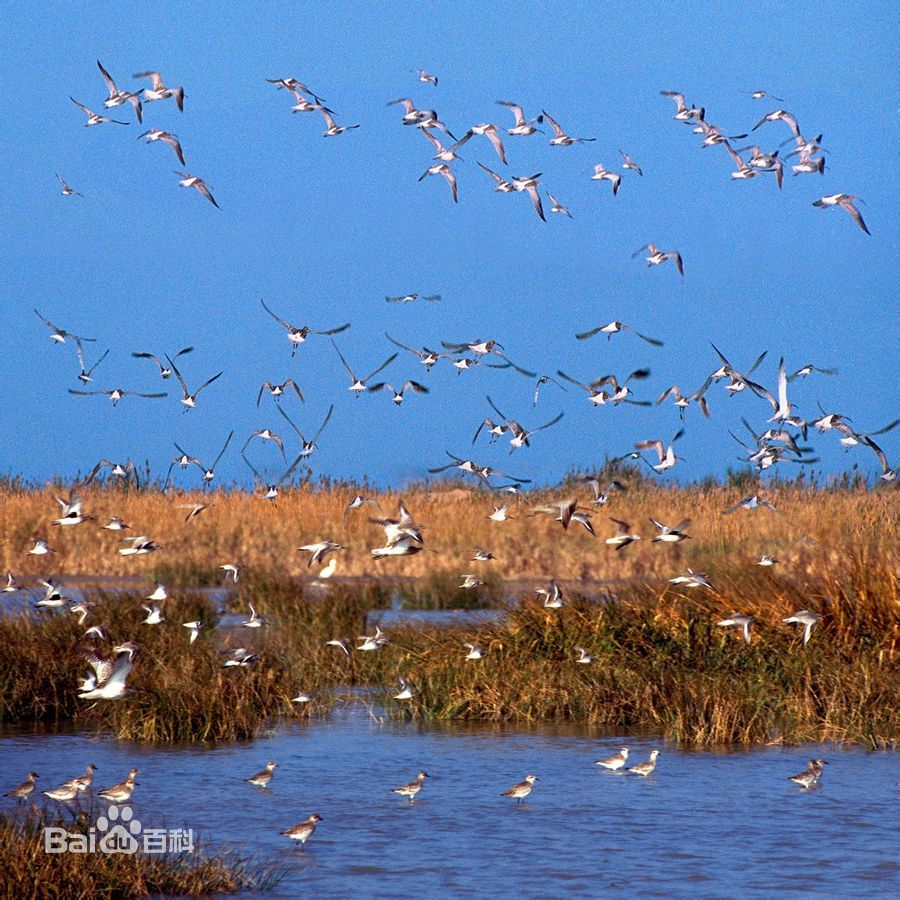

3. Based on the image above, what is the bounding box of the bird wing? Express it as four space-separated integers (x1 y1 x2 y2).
525 184 545 220
541 110 563 137
96 60 118 97
164 354 189 395
260 299 293 330
440 166 458 202
485 127 507 164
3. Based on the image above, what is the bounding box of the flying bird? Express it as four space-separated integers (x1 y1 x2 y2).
132 69 185 110
260 299 350 356
812 194 870 235
69 96 129 126
138 129 185 165
632 243 684 277
174 171 220 208
97 60 143 121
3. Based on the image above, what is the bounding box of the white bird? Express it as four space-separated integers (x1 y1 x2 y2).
97 60 143 121
141 604 164 625
546 191 573 218
783 610 822 646
183 620 203 645
590 164 621 195
605 518 641 551
34 309 96 345
635 430 685 473
649 517 691 543
137 128 185 165
174 171 220 209
488 504 512 522
463 642 483 660
56 174 83 197
260 299 350 356
812 194 870 235
257 379 304 407
119 536 160 556
146 582 168 602
751 109 800 137
420 128 461 161
541 110 595 145
628 750 660 777
276 403 335 459
281 813 323 845
68 386 168 406
576 321 662 346
448 123 507 164
28 538 55 556
660 90 703 121
418 163 458 203
2 572 21 593
575 647 593 664
632 243 684 277
357 626 390 651
318 106 360 136
298 540 342 566
723 495 777 514
133 69 185 110
52 495 93 527
220 563 243 583
333 342 398 395
496 100 543 136
326 638 351 656
177 502 210 522
241 604 267 629
536 580 564 608
102 516 130 531
411 68 438 86
619 149 643 175
74 340 109 384
668 569 714 590
393 677 414 701
79 643 137 700
98 768 140 803
131 346 194 380
367 380 430 405
166 354 223 410
595 748 629 770
718 614 754 645
243 428 286 459
317 558 338 580
70 96 129 127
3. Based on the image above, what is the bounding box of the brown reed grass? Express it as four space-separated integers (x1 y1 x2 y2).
0 804 281 897
0 480 896 746
1 479 895 589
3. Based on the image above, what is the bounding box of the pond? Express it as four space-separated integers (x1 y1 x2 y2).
1 700 896 897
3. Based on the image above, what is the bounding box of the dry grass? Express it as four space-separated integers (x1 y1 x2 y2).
1 478 896 589
0 804 280 897
0 591 321 742
0 480 896 746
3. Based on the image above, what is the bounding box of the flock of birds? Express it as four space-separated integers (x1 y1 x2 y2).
58 62 872 234
4 60 889 858
42 64 892 491
4 749 829 850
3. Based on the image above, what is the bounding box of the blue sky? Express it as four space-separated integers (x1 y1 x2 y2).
2 1 896 489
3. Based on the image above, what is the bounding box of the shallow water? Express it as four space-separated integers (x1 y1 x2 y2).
1 704 897 897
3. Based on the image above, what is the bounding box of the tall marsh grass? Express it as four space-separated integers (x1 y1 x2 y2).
0 805 281 897
0 480 896 746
